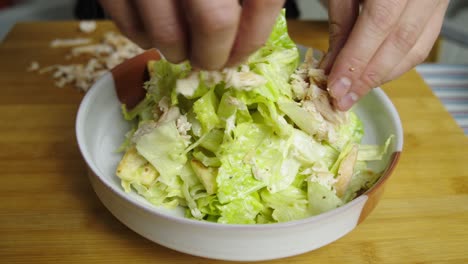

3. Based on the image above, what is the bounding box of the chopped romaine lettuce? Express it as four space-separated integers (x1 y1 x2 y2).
261 186 309 222
216 123 269 203
192 88 220 134
308 181 343 215
121 94 154 121
135 120 188 190
218 193 264 224
115 9 392 224
358 135 394 161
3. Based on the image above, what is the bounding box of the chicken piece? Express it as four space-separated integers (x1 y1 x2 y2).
132 101 181 143
290 67 308 100
223 67 267 91
304 165 338 189
158 106 181 124
79 20 97 33
334 145 358 197
131 121 158 143
71 44 113 57
176 114 192 141
50 38 92 47
27 61 40 72
176 71 200 97
306 85 347 126
308 68 327 90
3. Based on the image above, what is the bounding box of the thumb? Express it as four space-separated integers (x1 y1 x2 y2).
319 0 360 74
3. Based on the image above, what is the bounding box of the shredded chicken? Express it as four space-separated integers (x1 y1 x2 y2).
27 61 40 72
224 68 267 91
303 165 338 192
131 121 159 144
205 71 224 87
158 106 181 124
289 48 349 143
176 71 200 97
308 68 327 90
50 38 92 47
71 44 114 57
31 31 144 92
302 99 336 142
334 145 359 197
176 114 192 141
304 48 317 67
306 85 347 126
173 65 265 96
79 20 97 33
290 67 308 100
132 101 188 143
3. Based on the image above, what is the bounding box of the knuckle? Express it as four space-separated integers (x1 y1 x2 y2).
391 23 420 52
361 70 383 90
413 48 430 64
366 0 401 33
346 55 369 71
118 21 143 37
150 22 184 47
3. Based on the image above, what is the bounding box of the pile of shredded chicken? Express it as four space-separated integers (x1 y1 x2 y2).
290 49 348 143
27 21 144 92
289 49 357 197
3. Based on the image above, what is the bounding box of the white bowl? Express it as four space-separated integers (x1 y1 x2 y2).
76 50 403 261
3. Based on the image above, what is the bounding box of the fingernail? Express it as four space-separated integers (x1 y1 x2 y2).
337 91 358 111
330 77 351 98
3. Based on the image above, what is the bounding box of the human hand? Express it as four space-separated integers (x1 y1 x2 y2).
98 0 285 70
320 0 449 111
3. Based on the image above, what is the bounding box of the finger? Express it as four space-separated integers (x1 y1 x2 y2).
98 0 150 48
134 0 188 63
385 0 449 82
225 0 285 67
355 0 439 93
327 0 407 100
319 0 360 74
184 0 241 70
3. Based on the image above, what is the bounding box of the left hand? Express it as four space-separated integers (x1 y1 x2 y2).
320 0 450 111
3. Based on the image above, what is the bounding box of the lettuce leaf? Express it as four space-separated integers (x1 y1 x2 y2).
135 120 188 190
216 123 269 203
192 88 220 134
261 186 309 222
218 193 264 224
308 181 343 215
358 135 393 161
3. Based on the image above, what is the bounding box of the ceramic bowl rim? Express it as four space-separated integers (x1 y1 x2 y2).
76 68 403 231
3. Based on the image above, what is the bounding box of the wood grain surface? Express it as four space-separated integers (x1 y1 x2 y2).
0 21 467 264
